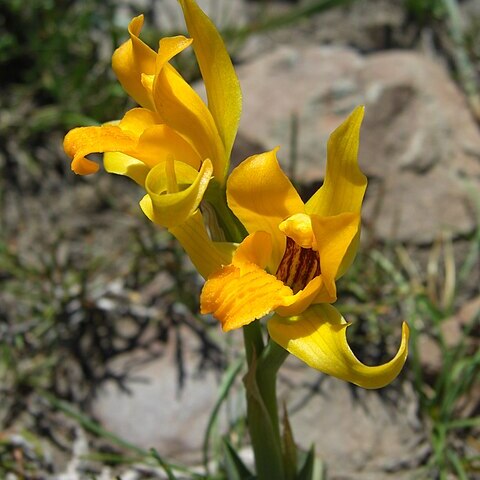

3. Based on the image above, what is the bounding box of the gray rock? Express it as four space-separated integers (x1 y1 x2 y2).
92 328 231 464
279 358 426 479
233 46 480 244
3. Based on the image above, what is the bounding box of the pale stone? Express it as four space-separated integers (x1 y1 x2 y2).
92 328 231 464
279 358 426 479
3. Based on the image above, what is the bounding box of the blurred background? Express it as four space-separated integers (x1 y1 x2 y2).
0 0 479 478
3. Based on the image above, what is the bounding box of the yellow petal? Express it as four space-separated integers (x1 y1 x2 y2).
336 231 360 279
112 15 157 109
201 261 292 332
104 151 149 186
133 125 201 169
179 0 242 163
311 212 360 299
232 230 272 269
156 35 193 72
64 125 136 175
169 210 236 279
268 304 409 389
153 64 225 179
118 107 160 135
140 159 212 228
227 149 305 270
306 106 367 217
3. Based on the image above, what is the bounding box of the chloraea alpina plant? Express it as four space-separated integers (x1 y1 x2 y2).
64 0 409 478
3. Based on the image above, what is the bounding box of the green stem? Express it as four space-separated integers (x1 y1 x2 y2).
207 180 289 479
243 321 264 365
256 340 289 442
243 334 289 480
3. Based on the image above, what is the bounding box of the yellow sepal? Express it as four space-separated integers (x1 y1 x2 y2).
131 124 201 169
268 304 409 389
64 125 136 175
227 149 304 271
306 106 367 217
156 35 193 72
153 64 225 180
178 0 242 166
112 15 157 109
311 212 360 299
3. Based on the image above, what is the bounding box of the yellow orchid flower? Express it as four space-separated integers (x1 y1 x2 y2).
201 106 409 388
63 0 241 229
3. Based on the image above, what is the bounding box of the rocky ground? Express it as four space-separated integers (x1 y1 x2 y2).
1 0 479 479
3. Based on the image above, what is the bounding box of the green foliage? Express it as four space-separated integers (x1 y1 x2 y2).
0 0 125 127
0 0 128 191
222 439 255 480
404 0 446 21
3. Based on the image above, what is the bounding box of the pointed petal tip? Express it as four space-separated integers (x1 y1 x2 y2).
401 321 410 354
128 14 145 35
346 104 365 127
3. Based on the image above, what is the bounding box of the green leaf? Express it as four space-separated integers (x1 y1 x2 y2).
203 357 244 474
150 448 178 480
243 349 284 480
223 438 255 480
281 404 297 480
296 445 325 480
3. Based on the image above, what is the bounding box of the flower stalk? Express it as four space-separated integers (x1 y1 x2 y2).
219 183 288 480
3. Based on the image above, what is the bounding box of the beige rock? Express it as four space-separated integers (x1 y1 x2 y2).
279 357 425 479
92 327 234 464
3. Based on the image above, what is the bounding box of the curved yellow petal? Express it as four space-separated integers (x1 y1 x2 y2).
201 261 292 332
227 149 305 271
133 125 201 169
268 304 409 389
140 159 212 228
306 106 367 217
153 64 225 179
156 35 193 72
64 125 136 175
169 210 236 279
104 151 149 186
311 212 360 299
142 35 193 107
112 15 157 109
179 0 242 164
118 107 160 135
232 230 272 269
